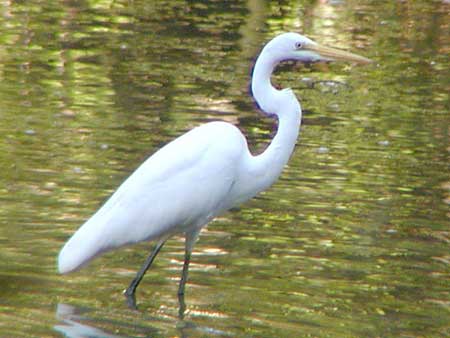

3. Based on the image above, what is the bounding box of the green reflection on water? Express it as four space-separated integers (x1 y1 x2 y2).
0 0 448 337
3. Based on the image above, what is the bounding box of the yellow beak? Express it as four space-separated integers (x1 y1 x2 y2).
306 43 372 64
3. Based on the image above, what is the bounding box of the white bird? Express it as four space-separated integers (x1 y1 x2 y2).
58 32 371 307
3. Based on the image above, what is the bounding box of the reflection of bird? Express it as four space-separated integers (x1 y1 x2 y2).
55 304 122 338
58 33 371 307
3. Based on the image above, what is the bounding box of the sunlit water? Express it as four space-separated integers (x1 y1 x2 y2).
0 0 448 337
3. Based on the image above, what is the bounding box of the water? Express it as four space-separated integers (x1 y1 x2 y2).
0 0 448 337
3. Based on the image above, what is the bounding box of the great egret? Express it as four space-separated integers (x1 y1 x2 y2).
58 33 371 307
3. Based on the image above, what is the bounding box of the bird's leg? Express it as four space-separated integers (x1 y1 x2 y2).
177 230 200 317
178 249 191 296
124 239 166 309
177 248 190 318
178 229 200 296
178 290 187 319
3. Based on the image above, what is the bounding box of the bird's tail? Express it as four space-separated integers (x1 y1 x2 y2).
58 220 107 274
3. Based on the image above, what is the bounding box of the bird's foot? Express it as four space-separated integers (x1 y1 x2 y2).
123 288 138 310
177 292 186 319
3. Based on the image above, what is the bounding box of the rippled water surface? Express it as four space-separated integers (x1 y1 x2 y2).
0 0 448 337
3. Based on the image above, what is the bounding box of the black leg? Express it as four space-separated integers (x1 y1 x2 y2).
177 248 191 318
124 239 166 309
178 249 191 296
178 291 187 319
177 228 201 318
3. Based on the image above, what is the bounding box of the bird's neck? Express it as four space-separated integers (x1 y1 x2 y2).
245 51 302 195
251 51 279 115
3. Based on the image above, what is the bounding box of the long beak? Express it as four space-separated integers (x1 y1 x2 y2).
306 43 372 64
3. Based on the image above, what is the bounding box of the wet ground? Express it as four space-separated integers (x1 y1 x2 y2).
0 0 448 337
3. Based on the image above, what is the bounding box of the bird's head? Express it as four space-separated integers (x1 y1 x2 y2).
263 32 372 65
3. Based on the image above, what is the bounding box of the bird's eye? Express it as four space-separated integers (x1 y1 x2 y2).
295 42 303 49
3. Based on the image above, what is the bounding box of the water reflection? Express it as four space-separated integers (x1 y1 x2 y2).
0 0 449 337
55 302 232 338
55 304 123 338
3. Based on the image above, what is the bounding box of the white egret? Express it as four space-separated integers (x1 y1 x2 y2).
58 33 371 307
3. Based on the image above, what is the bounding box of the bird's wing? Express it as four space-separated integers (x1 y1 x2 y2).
102 121 246 241
58 121 246 273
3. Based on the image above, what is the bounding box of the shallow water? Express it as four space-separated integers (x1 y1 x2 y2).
0 0 448 337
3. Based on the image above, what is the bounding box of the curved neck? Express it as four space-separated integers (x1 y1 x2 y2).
249 93 301 192
251 49 279 115
243 50 302 196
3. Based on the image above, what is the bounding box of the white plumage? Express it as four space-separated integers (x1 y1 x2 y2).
59 122 247 273
58 32 370 306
